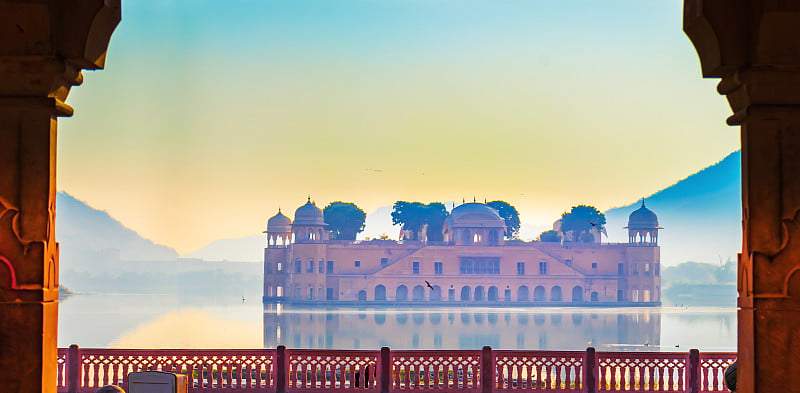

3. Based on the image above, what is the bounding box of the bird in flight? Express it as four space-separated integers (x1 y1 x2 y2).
425 280 434 290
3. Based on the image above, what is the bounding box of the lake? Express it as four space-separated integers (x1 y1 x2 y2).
58 294 736 352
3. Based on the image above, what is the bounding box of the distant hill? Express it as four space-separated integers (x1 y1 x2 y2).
604 151 741 266
182 235 264 262
56 192 178 269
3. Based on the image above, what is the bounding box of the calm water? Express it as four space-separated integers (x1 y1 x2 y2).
58 294 736 351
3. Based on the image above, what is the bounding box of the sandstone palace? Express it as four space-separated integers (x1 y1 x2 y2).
263 201 662 306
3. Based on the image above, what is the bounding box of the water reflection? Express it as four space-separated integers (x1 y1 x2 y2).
263 305 678 351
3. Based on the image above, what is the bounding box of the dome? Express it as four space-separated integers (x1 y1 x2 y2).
445 202 506 229
267 210 292 232
626 201 659 229
293 199 326 226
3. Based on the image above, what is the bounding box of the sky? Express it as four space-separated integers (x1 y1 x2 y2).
59 0 738 254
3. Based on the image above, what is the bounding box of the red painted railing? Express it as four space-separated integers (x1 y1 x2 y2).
57 346 735 393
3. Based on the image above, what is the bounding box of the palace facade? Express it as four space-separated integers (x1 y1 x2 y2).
263 200 662 305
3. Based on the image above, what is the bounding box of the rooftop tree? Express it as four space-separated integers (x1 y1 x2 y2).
559 205 606 243
487 200 521 239
391 201 449 241
323 202 367 240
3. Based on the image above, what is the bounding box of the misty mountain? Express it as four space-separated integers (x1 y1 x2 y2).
604 151 741 266
56 192 178 268
182 235 264 262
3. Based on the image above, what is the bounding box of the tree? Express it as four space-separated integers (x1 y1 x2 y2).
486 200 521 239
538 229 560 242
391 201 449 241
323 202 366 240
559 205 606 243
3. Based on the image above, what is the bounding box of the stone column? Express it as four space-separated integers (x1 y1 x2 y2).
0 2 119 392
684 2 800 392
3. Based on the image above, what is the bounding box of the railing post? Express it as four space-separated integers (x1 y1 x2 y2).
381 347 391 393
67 344 80 393
583 347 597 393
687 349 700 393
277 345 288 393
481 346 494 393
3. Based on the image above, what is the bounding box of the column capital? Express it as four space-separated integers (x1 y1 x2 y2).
0 0 121 116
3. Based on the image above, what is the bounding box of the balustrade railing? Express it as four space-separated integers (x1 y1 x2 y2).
57 346 734 393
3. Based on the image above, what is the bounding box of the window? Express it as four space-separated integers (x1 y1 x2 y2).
277 262 282 272
319 260 324 273
565 259 573 266
308 287 314 300
381 257 388 266
434 262 443 275
326 288 334 300
459 257 500 275
632 263 638 276
307 259 314 273
326 260 334 274
617 290 624 301
517 262 525 275
539 261 548 275
266 263 273 274
295 260 302 273
655 263 660 276
412 261 420 274
618 263 624 276
354 260 361 268
644 263 650 275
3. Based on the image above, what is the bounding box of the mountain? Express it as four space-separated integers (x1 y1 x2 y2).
604 151 741 266
182 235 264 262
56 192 178 269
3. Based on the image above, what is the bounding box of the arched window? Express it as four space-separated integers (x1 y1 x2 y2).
551 286 563 301
358 290 367 301
375 285 386 301
412 285 425 301
488 286 499 301
460 286 471 301
534 286 546 301
396 285 408 301
518 286 530 301
462 229 471 244
572 286 584 302
591 291 599 301
431 285 442 301
474 286 485 301
488 230 499 245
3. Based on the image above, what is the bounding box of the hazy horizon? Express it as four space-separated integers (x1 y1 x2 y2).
59 1 737 254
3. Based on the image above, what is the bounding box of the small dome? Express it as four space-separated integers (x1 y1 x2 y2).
626 200 659 229
445 203 506 229
293 198 326 226
267 210 292 232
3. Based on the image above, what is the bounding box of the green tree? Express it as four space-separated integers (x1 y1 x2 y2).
538 229 560 242
323 202 367 240
559 205 606 243
391 201 449 241
487 200 521 239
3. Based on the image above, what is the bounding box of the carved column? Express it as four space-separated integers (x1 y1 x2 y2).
0 1 119 392
684 2 800 392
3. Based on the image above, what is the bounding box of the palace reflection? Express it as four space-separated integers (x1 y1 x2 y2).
263 305 660 351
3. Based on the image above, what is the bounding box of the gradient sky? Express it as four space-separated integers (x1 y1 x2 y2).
59 0 738 254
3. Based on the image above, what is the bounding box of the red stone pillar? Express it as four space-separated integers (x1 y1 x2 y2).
0 2 119 392
684 2 800 393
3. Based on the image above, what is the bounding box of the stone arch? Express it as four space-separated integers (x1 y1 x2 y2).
591 291 599 302
534 286 546 301
488 229 499 245
358 290 367 301
460 286 471 301
431 285 442 301
396 285 408 301
375 285 387 301
517 285 529 301
551 286 562 301
572 286 584 302
412 285 425 301
488 286 499 301
474 286 485 301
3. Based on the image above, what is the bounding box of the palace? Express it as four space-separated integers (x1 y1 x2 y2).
263 200 662 305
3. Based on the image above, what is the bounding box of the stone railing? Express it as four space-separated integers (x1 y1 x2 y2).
57 346 735 393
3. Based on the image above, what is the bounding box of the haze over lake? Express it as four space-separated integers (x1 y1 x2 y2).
59 294 735 352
